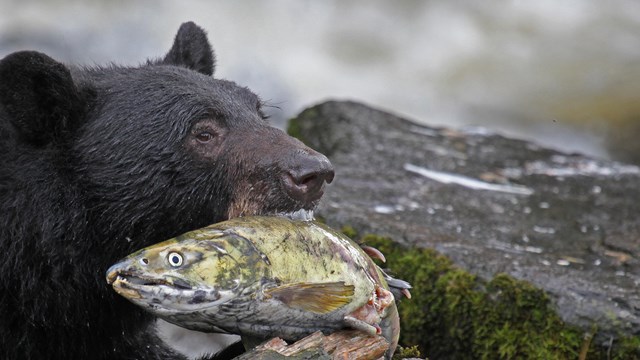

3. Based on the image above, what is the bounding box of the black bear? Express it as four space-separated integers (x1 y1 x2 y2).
0 22 334 360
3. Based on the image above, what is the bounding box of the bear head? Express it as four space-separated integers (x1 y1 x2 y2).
0 21 334 255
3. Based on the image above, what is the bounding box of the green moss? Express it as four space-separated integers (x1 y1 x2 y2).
358 233 640 360
615 337 640 360
392 345 423 360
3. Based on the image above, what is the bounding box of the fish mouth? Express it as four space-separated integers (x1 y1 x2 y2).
107 269 225 312
107 270 192 290
108 272 185 288
106 268 194 299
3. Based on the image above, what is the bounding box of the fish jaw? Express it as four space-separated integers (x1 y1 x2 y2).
110 275 143 300
106 262 232 316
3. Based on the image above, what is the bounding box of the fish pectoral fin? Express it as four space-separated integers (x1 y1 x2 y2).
264 281 354 314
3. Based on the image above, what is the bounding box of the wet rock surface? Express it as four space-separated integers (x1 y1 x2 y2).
290 100 640 338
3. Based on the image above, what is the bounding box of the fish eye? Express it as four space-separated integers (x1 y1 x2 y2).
167 252 183 267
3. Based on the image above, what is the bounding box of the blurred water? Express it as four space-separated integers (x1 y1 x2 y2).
2 0 639 162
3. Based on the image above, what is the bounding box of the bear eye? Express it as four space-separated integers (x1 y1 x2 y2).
167 252 183 267
196 131 215 143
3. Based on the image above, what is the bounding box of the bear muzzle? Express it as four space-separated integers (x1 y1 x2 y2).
282 152 334 203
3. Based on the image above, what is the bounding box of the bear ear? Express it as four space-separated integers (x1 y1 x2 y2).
162 21 216 76
0 51 85 146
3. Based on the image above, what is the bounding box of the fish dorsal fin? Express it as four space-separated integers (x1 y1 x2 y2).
264 282 355 314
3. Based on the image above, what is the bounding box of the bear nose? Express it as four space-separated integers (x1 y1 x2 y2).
283 153 335 203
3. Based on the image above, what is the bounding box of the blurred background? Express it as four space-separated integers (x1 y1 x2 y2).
2 0 639 163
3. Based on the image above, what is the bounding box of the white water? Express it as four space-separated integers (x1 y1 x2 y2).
2 1 639 160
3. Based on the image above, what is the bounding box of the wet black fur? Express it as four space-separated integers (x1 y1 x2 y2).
0 22 318 359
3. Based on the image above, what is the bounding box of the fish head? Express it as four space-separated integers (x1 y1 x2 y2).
106 226 269 322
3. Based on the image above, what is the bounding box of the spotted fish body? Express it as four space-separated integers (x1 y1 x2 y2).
106 216 399 358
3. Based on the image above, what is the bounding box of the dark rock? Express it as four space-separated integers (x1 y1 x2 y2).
289 100 640 338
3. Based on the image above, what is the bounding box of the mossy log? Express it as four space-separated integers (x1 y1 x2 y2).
234 330 389 360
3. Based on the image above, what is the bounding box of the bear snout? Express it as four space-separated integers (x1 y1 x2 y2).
282 151 334 203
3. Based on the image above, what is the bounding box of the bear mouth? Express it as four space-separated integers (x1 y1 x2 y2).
225 194 317 221
226 209 315 223
279 209 315 221
225 176 323 221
